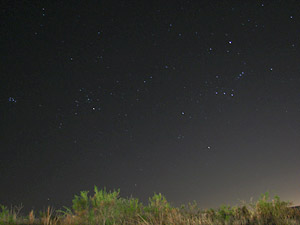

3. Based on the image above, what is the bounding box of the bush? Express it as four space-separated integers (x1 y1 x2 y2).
1 188 300 225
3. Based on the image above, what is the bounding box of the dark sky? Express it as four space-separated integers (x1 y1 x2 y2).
1 0 300 212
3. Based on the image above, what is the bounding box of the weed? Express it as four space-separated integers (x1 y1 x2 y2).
1 187 300 225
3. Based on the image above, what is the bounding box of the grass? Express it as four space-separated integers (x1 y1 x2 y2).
1 186 300 224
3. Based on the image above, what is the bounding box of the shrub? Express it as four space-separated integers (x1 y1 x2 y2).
1 188 300 225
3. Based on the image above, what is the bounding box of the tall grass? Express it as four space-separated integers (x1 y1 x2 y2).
1 186 299 224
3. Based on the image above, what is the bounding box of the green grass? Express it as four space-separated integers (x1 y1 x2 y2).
1 186 300 224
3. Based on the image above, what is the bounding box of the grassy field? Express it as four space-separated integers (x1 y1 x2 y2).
1 186 300 225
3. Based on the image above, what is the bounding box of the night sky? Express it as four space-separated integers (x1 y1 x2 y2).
1 1 300 212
